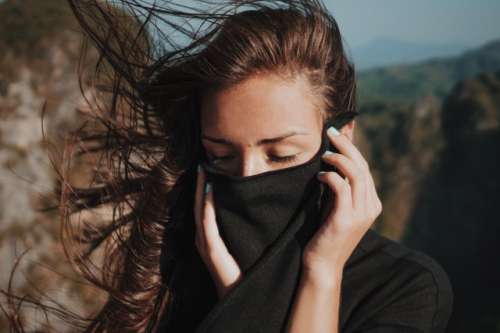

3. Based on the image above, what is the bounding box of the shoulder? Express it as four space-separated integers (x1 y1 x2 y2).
342 228 454 332
358 228 453 287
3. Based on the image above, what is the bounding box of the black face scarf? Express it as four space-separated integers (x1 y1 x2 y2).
201 115 340 274
158 112 359 333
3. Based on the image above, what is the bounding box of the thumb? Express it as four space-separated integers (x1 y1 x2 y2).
202 182 242 297
202 182 222 252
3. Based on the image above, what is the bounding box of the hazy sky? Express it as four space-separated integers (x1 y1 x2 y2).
326 0 500 49
1 0 498 49
3 0 492 52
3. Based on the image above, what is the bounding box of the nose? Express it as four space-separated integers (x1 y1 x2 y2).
239 153 268 177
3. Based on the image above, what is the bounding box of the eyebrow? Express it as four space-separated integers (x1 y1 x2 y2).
201 130 309 146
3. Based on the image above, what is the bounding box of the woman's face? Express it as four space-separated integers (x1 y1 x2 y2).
200 72 326 177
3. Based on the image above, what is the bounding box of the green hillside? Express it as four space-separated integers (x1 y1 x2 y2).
357 39 500 108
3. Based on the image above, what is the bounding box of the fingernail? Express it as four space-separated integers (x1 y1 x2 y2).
322 150 335 157
205 182 212 194
327 126 340 136
198 163 202 173
317 171 327 178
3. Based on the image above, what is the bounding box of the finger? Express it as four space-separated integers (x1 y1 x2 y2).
202 184 242 283
317 170 352 222
327 126 370 171
202 182 222 253
321 152 366 212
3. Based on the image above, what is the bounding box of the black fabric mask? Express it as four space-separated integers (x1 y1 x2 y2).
157 112 359 333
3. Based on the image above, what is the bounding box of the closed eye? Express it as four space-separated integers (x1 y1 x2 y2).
207 154 299 165
269 154 299 163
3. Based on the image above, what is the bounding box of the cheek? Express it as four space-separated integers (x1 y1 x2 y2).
305 133 323 159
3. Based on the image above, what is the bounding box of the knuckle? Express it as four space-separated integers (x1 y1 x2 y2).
329 152 342 163
368 210 378 222
322 171 336 185
354 166 364 180
322 173 338 192
360 159 370 171
323 153 338 166
370 201 382 220
336 153 346 164
338 179 350 193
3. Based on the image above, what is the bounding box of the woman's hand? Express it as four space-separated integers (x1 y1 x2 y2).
194 164 242 299
302 126 383 286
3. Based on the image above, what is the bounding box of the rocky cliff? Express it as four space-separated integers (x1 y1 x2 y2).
402 70 500 333
0 0 104 331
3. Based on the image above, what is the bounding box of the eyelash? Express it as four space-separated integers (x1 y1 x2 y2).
208 154 299 164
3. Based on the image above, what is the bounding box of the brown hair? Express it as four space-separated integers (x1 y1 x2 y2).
1 0 357 331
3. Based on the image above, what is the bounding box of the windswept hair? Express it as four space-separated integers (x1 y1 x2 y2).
1 0 358 331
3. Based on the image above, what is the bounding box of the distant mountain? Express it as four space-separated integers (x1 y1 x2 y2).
350 37 470 71
354 37 500 241
357 38 500 108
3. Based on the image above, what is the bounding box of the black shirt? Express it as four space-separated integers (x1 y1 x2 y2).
337 228 453 332
160 227 454 333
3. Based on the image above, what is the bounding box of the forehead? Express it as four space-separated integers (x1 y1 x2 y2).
200 73 322 137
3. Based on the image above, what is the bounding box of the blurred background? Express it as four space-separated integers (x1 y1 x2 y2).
0 0 499 331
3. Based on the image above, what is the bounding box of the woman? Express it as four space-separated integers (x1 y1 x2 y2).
2 0 453 332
